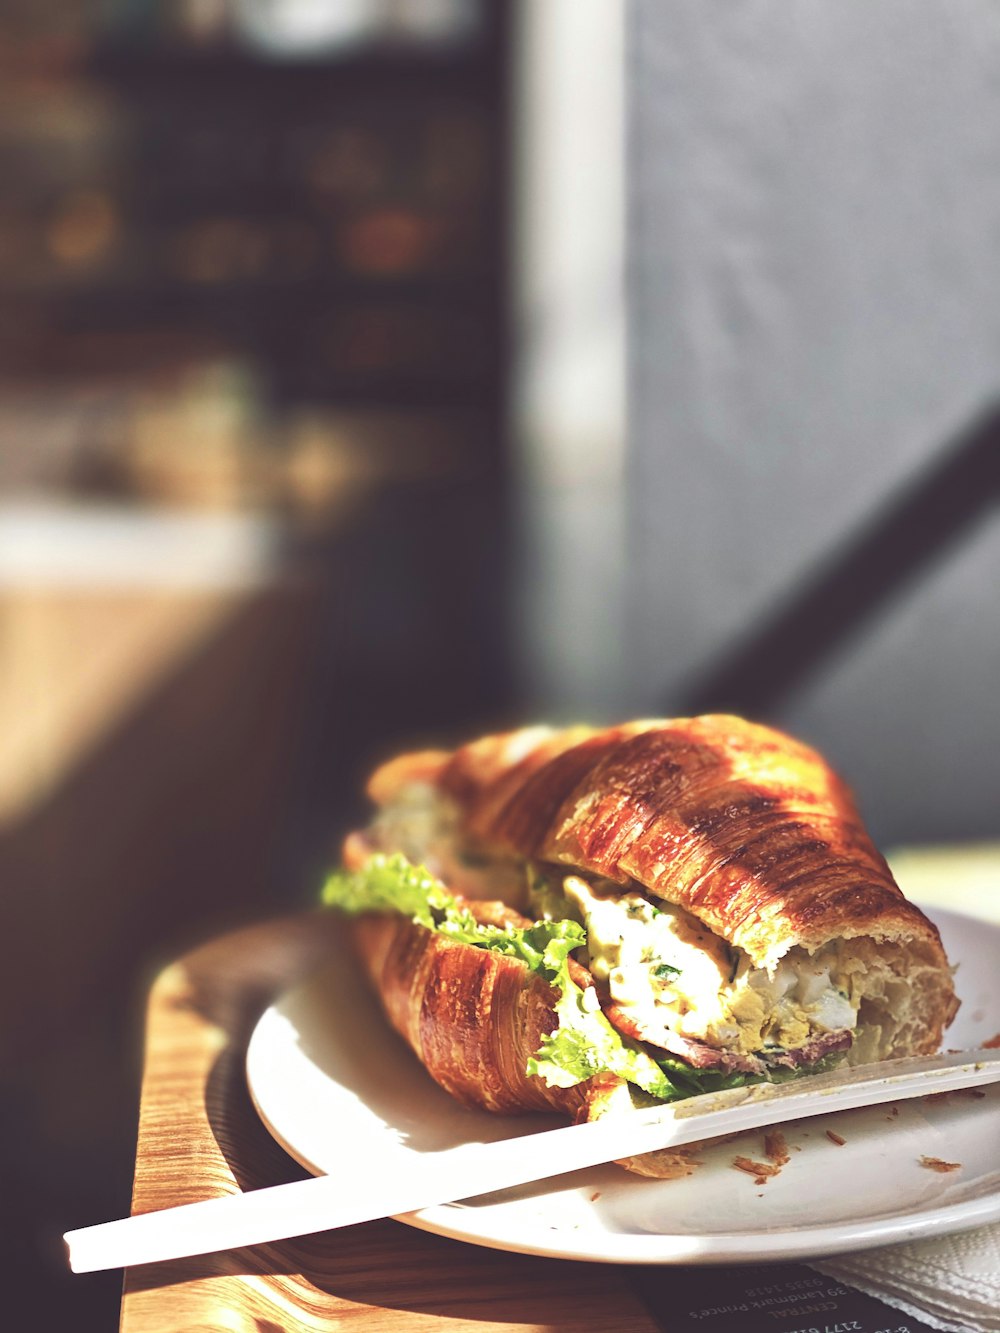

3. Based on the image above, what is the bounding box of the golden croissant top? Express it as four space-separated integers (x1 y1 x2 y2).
365 715 949 970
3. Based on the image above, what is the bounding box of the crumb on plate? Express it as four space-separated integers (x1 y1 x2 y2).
618 1146 704 1179
764 1130 790 1167
733 1156 781 1185
919 1155 961 1173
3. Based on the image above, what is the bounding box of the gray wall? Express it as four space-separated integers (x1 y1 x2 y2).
626 2 1000 846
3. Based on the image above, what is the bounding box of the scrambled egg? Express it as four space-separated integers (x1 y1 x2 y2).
547 873 857 1056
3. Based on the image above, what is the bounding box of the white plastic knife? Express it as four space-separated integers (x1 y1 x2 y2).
64 1047 1000 1274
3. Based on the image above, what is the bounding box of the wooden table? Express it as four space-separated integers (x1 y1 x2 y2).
119 911 662 1333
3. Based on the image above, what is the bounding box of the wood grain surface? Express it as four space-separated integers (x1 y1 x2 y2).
120 912 663 1332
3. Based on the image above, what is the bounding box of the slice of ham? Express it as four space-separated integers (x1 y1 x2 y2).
603 993 852 1077
762 1027 853 1069
602 998 767 1074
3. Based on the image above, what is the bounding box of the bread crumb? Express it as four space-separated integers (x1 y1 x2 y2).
619 1146 705 1179
733 1156 781 1185
590 1191 601 1202
982 1033 1000 1049
764 1130 790 1167
825 1130 846 1146
919 1155 961 1173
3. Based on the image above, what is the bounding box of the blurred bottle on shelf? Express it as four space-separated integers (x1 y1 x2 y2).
229 0 380 57
229 0 483 57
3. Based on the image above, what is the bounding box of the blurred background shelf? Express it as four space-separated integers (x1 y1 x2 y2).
0 4 511 1328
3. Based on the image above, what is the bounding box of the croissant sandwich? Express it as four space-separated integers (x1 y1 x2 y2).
322 716 958 1176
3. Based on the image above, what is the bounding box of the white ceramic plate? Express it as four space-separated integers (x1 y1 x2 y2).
246 907 1000 1264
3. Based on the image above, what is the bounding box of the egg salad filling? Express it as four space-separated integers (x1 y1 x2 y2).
529 870 859 1061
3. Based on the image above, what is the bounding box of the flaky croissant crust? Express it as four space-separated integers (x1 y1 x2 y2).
349 912 623 1124
369 715 952 977
342 833 621 1122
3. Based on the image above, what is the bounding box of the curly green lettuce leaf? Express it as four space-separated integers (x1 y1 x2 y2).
526 942 680 1100
322 853 455 928
322 854 580 958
